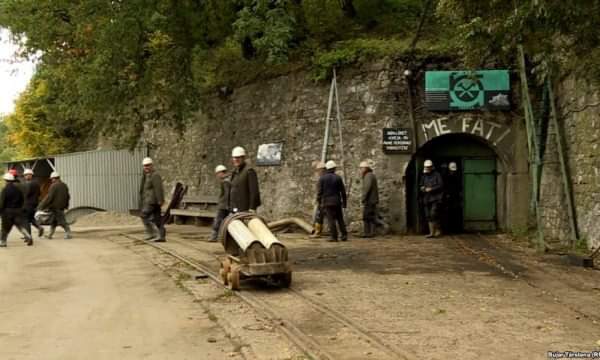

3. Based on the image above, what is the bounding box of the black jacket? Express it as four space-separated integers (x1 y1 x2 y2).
23 180 41 208
419 170 444 204
317 170 347 207
444 172 461 200
38 181 70 210
0 183 25 210
229 163 261 212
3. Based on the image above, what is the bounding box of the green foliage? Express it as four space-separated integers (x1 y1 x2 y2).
312 38 410 80
233 0 298 64
0 120 17 163
3 73 79 158
2 0 599 153
435 0 600 83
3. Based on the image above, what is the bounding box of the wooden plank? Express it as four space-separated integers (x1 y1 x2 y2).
170 209 216 218
182 195 218 204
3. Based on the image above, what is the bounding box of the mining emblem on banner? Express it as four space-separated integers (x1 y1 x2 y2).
425 70 511 111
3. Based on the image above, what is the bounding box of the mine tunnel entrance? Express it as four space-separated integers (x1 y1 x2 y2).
406 133 503 234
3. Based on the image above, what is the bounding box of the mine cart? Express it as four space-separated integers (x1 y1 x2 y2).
218 212 292 290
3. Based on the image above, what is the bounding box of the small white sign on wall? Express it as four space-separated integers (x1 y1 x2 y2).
256 143 283 166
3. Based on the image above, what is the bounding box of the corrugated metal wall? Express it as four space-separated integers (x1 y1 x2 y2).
55 149 146 212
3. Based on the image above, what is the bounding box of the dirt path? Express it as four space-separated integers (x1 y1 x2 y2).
137 225 600 360
0 231 240 360
3 222 599 360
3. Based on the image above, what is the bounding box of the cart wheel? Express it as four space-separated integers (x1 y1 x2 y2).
277 272 292 288
227 266 240 291
220 269 229 286
220 259 231 286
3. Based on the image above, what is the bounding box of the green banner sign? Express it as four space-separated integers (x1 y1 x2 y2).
425 70 510 111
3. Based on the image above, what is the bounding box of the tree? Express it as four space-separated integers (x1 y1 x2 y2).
435 0 600 82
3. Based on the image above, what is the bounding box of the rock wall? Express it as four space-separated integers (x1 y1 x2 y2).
540 79 600 250
145 59 527 233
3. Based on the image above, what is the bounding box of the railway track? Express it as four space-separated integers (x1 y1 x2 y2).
118 232 412 360
451 234 600 323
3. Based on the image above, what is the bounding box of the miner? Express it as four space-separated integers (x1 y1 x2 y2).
209 164 231 242
229 146 261 213
419 159 444 238
139 157 166 242
359 160 379 238
317 160 348 242
38 172 72 239
310 161 327 238
0 172 33 247
23 168 44 238
443 161 462 234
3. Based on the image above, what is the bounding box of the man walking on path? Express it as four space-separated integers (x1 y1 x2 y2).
139 157 166 242
229 146 261 213
38 172 72 239
317 160 348 242
419 159 444 238
22 168 44 238
360 160 379 238
1 173 33 247
209 165 231 242
310 161 327 238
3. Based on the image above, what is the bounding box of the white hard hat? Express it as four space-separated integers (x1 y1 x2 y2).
142 157 153 165
50 171 60 179
449 162 457 171
24 169 34 175
325 160 337 170
3 173 14 181
215 165 227 173
315 161 326 170
231 146 246 157
360 160 374 169
424 160 433 167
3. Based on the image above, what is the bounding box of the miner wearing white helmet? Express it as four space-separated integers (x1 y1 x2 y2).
317 160 348 242
359 160 379 238
209 165 231 241
0 173 33 247
139 157 166 242
419 159 444 238
309 161 328 238
229 146 261 213
443 162 461 234
38 171 72 239
22 168 44 238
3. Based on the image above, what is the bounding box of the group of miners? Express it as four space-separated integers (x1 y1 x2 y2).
0 169 72 247
419 159 461 238
139 146 262 243
141 146 386 244
308 159 383 242
1 147 460 247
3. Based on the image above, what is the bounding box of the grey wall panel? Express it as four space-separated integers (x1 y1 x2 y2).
55 149 146 212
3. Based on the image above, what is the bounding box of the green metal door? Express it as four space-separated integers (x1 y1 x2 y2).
463 159 496 231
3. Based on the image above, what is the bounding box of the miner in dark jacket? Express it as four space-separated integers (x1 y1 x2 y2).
0 172 33 247
419 159 444 238
38 171 72 239
139 157 166 242
317 160 348 242
229 146 261 213
210 164 231 242
360 160 379 238
443 162 462 234
310 161 327 238
23 168 44 238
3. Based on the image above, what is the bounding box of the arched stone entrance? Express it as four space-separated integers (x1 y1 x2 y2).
405 133 510 234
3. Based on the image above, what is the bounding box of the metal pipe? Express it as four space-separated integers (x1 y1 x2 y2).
321 70 336 163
